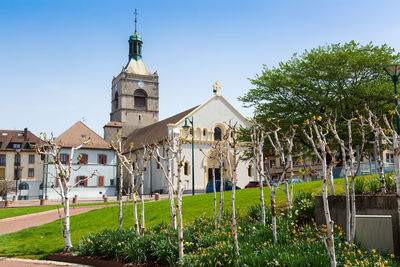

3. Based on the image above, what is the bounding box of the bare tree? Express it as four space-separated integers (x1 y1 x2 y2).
36 133 97 252
0 181 13 200
302 119 336 267
134 146 150 235
250 118 267 225
199 148 218 229
224 121 245 256
110 139 140 235
366 109 386 193
151 139 177 229
264 121 296 243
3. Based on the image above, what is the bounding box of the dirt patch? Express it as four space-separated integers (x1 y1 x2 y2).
47 253 165 267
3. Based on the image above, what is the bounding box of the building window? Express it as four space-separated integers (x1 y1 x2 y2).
270 159 276 168
19 182 29 190
114 92 119 109
18 133 24 137
98 154 107 165
98 176 104 186
29 155 35 164
248 165 253 177
60 154 69 164
214 127 222 141
15 154 21 166
157 157 160 169
203 129 207 136
28 168 34 177
0 155 5 166
134 90 147 108
0 169 5 180
76 176 87 187
13 143 22 149
79 154 88 164
184 162 189 175
2 133 8 136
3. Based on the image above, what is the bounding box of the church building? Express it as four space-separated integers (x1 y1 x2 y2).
103 13 254 194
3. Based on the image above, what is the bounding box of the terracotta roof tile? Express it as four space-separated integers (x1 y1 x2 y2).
104 121 122 128
55 121 110 150
123 106 198 152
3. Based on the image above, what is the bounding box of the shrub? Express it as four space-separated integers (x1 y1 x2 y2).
246 204 272 223
292 191 314 221
385 173 396 191
367 177 379 194
354 177 367 195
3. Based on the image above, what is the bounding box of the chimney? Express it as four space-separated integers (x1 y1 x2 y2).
24 128 28 141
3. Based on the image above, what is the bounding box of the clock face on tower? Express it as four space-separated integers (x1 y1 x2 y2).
138 81 144 88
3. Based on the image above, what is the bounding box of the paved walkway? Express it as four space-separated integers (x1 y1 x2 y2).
0 257 89 266
0 205 116 235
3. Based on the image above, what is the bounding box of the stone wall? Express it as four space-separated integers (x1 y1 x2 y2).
315 195 400 255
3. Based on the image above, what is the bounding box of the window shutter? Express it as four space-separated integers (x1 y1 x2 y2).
76 176 79 187
66 155 70 165
104 155 107 164
98 176 104 186
56 179 59 187
84 176 88 187
86 154 88 164
98 155 101 164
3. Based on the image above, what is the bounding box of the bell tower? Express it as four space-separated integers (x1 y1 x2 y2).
104 10 159 142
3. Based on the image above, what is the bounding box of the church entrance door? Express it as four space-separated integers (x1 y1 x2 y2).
208 168 221 181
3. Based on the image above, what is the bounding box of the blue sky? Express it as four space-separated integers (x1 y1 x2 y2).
1 0 400 136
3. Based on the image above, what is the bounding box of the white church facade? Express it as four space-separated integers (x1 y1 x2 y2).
103 13 254 195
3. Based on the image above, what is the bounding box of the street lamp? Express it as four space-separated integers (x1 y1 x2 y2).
15 148 21 196
183 117 195 195
383 63 400 133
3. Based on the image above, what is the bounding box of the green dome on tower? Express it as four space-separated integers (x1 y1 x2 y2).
130 33 142 41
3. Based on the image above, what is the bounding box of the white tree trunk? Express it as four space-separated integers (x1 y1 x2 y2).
328 164 335 196
231 176 239 255
176 169 184 263
375 134 386 193
140 171 145 235
132 173 139 236
218 153 224 221
270 190 277 244
322 158 336 267
118 164 124 230
62 191 73 252
212 168 217 229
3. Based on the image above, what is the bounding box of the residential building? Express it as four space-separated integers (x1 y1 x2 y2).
0 128 44 200
46 122 117 200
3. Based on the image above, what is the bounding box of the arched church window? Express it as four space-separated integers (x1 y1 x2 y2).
214 127 222 141
114 92 119 109
19 182 29 190
134 90 147 108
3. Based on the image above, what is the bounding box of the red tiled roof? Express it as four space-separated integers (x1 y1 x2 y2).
55 121 110 150
0 128 43 151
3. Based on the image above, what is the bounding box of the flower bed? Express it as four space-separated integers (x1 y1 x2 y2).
75 204 398 266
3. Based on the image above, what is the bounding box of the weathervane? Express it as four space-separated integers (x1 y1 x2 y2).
213 81 222 96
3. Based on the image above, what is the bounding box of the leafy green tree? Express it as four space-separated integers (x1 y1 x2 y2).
240 41 399 125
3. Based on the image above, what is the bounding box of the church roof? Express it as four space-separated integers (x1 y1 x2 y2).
55 121 110 150
123 106 198 152
125 58 151 75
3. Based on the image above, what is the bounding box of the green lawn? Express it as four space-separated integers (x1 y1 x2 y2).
0 179 345 259
0 201 120 220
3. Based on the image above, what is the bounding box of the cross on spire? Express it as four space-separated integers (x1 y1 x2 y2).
213 81 222 96
134 9 138 33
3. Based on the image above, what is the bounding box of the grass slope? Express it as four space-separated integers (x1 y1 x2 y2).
0 179 345 259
